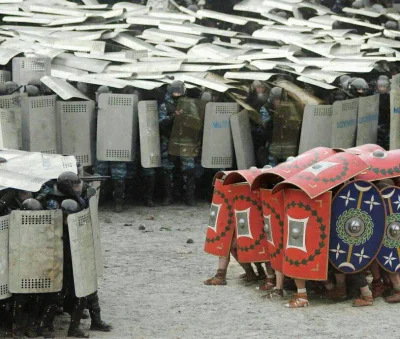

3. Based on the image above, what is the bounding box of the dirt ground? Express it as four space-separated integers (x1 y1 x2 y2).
54 200 398 339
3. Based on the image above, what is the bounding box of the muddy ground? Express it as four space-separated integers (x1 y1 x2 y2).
52 200 397 339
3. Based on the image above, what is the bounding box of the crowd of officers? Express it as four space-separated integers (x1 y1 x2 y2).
0 172 111 338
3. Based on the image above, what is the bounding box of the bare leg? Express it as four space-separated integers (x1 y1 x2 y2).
204 257 230 286
385 273 400 303
285 279 309 308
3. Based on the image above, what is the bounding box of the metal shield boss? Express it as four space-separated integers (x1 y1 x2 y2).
68 207 98 298
283 189 331 281
9 210 63 293
330 181 386 273
260 189 284 272
168 98 206 157
0 215 11 300
204 179 235 258
377 186 400 273
231 183 269 263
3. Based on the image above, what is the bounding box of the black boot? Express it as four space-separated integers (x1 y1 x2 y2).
143 175 156 207
12 297 28 339
184 170 196 206
162 170 173 206
67 298 89 338
113 180 125 213
87 293 112 332
37 303 57 339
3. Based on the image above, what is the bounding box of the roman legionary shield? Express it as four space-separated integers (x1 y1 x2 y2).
21 95 58 154
12 57 51 85
345 144 384 155
260 189 284 272
9 210 63 293
138 100 161 168
377 186 400 273
0 215 11 300
68 207 98 298
355 149 400 182
283 189 331 281
56 100 95 167
356 94 379 146
168 98 206 157
204 178 235 258
329 181 386 273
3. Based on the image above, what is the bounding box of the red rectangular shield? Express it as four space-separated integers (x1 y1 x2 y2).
282 189 331 281
204 179 235 258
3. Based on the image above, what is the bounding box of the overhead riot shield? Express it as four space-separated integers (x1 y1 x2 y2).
0 215 11 300
89 196 103 278
356 95 379 146
9 210 63 293
298 105 332 154
230 110 255 170
68 207 98 298
168 98 206 157
201 102 238 169
377 186 400 273
12 57 51 86
138 101 161 168
269 101 302 161
0 93 28 150
331 98 358 149
56 100 95 167
329 181 386 274
0 70 11 84
0 109 19 149
97 93 138 162
390 89 400 150
21 95 57 154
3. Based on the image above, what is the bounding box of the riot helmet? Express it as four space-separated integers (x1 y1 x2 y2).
21 198 43 210
77 82 88 95
201 91 212 102
25 85 40 97
57 172 83 197
339 75 351 89
167 81 186 98
252 80 267 94
97 85 110 94
377 77 390 94
385 20 398 29
349 78 369 97
269 87 283 105
0 84 7 96
61 199 80 216
333 89 347 102
5 81 18 95
187 4 199 11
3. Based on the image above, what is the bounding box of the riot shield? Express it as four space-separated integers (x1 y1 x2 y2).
391 74 400 90
89 196 103 278
331 98 358 149
12 57 51 86
0 215 11 300
269 101 302 161
168 98 206 157
356 94 379 146
138 101 161 168
56 100 95 167
68 207 98 298
0 109 19 149
9 210 63 293
0 93 28 150
299 104 332 154
0 70 11 84
21 95 57 154
230 110 256 170
97 93 138 162
201 102 238 169
390 89 400 150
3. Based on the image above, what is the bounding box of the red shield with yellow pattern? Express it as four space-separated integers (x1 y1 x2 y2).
356 149 400 182
204 179 235 258
231 183 269 263
260 189 284 271
282 189 332 281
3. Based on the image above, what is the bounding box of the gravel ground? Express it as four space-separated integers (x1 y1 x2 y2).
52 201 398 339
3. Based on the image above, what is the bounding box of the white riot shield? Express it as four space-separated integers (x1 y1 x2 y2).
89 196 103 278
201 102 238 169
391 74 400 90
0 109 19 150
331 98 358 148
9 210 63 293
138 101 161 168
21 95 57 154
67 207 98 298
0 93 28 150
390 89 400 150
56 100 95 166
97 93 138 162
0 215 11 300
12 57 51 85
356 94 379 146
299 104 332 154
230 110 256 170
0 70 11 84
